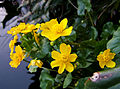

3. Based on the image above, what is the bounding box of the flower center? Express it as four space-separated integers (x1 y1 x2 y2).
56 25 64 34
62 55 69 62
104 56 110 62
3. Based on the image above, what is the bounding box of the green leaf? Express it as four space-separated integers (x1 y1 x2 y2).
107 27 120 54
39 69 54 89
55 74 65 83
30 38 51 59
77 0 91 15
108 83 120 89
29 66 38 73
61 30 76 42
75 77 88 89
84 66 120 89
101 22 115 39
63 73 72 88
90 26 98 40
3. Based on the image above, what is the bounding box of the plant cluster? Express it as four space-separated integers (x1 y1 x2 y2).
7 0 120 89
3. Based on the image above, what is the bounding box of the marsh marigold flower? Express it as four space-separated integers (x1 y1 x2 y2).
50 43 77 74
40 18 73 41
97 49 116 68
28 60 43 68
9 45 25 68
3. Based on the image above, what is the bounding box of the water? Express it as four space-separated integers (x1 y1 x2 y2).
0 23 34 89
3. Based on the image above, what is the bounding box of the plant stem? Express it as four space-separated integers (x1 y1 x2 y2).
87 11 94 26
42 67 58 72
23 59 30 63
68 0 78 10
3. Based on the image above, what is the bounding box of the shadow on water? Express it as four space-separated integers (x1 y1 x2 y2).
28 69 41 89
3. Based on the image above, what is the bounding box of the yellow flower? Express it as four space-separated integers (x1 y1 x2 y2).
9 45 25 68
7 23 39 35
9 35 18 55
21 24 36 34
7 23 26 36
28 60 43 68
50 43 77 74
97 49 116 68
40 18 73 41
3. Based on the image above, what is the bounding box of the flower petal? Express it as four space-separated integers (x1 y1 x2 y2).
109 53 116 59
51 60 60 69
99 61 106 68
103 49 110 56
58 63 66 74
61 26 73 36
97 54 103 61
106 61 116 68
60 43 71 55
69 54 77 62
65 63 74 72
60 18 68 30
51 50 62 60
41 30 60 41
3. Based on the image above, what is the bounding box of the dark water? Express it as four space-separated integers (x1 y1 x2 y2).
0 37 33 89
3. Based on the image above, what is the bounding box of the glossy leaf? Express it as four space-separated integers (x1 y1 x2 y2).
39 69 54 89
63 73 72 88
101 22 115 39
77 0 91 15
107 27 120 54
75 77 88 89
84 66 120 89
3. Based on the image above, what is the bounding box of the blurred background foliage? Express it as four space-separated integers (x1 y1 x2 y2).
5 0 120 89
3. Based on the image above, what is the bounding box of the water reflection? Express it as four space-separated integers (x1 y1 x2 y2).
0 32 34 89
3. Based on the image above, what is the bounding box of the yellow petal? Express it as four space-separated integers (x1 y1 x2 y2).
51 50 62 60
99 61 106 68
28 63 31 68
47 19 58 27
65 63 74 72
51 60 60 69
41 30 60 41
103 49 110 56
15 45 22 54
109 53 116 59
58 63 66 74
69 54 77 62
97 54 103 61
61 26 73 36
9 60 20 68
60 18 68 30
36 60 43 68
106 61 116 68
35 24 40 28
48 34 60 41
60 43 71 55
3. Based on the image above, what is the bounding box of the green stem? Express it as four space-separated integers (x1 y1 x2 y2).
69 42 80 47
42 67 58 72
87 11 94 26
23 59 30 63
68 0 78 10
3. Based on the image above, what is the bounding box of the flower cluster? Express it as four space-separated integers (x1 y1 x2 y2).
7 23 40 35
7 18 117 75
